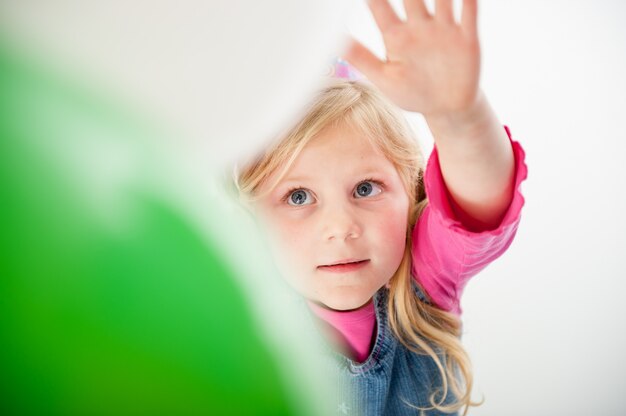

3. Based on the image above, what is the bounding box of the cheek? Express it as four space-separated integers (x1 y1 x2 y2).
258 215 311 269
379 216 408 248
372 202 409 256
270 218 307 251
259 217 319 297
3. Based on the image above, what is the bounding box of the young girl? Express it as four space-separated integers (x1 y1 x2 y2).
234 0 527 414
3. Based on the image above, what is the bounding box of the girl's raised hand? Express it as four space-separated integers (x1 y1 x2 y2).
344 0 481 118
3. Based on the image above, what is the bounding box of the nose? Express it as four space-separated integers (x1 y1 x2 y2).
321 201 362 242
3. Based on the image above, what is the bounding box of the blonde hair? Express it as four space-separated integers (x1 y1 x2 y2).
232 79 482 415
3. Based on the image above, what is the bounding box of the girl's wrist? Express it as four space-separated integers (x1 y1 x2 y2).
424 89 493 143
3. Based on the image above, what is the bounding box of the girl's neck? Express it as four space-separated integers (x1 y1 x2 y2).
307 298 373 313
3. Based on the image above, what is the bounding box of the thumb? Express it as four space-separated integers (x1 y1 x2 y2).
342 37 386 85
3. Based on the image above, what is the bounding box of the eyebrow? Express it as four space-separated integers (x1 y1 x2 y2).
279 169 392 186
278 175 313 185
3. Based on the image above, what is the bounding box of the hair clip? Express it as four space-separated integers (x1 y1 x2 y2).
325 56 368 82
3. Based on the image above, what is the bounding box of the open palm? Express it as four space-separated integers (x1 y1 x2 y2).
344 0 481 117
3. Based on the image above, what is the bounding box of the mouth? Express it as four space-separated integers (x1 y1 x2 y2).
317 259 370 273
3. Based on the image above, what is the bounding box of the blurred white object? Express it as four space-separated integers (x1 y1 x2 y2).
0 0 353 172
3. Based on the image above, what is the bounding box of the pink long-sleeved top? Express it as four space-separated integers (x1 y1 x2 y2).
307 125 527 363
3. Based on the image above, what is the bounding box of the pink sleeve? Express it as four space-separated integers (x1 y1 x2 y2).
411 125 528 316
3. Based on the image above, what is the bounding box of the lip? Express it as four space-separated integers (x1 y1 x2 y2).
317 259 370 273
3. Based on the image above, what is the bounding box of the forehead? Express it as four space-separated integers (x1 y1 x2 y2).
288 123 393 174
255 122 402 200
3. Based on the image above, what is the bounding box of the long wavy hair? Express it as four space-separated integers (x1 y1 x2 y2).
232 79 482 415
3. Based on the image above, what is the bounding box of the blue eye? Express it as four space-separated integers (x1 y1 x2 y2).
354 180 382 198
287 189 313 206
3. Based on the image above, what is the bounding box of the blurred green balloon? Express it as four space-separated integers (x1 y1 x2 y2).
0 43 325 416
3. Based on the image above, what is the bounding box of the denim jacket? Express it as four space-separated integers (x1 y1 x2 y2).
311 281 459 416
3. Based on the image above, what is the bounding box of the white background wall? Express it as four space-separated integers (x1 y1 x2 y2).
343 1 626 414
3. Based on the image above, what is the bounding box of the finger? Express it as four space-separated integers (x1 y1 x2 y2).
461 0 478 35
434 0 455 24
403 0 431 21
342 37 386 85
368 0 403 33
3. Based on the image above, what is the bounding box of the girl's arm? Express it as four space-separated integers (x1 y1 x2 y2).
344 0 514 228
411 124 526 315
425 91 515 230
